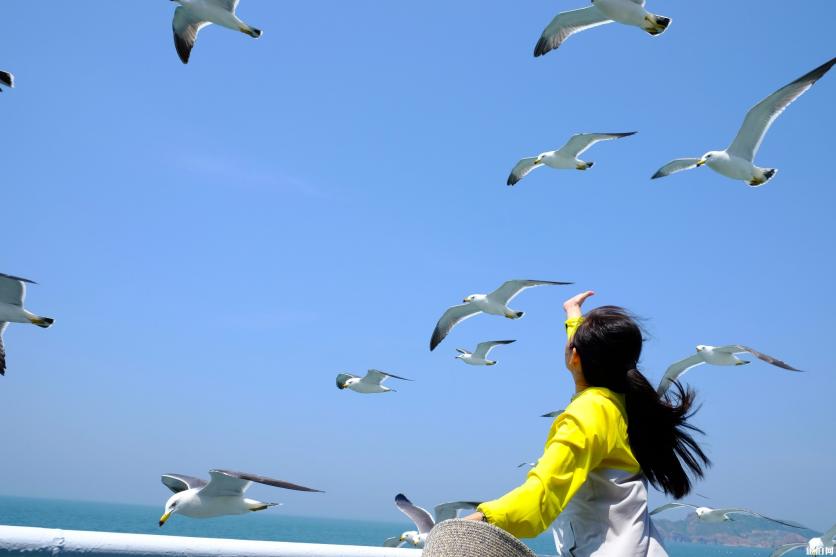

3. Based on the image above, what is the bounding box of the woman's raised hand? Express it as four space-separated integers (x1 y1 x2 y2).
563 291 595 319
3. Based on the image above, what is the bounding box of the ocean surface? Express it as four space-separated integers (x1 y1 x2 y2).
0 496 773 556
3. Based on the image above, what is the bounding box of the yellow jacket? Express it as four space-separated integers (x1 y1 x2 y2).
477 318 641 538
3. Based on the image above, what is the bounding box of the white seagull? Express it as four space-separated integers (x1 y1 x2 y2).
171 0 262 64
652 57 836 186
770 524 836 557
430 279 572 351
384 493 480 548
534 0 671 57
507 132 636 186
651 503 804 529
657 344 802 395
159 469 322 525
336 369 412 394
455 340 516 366
0 71 14 92
0 273 54 376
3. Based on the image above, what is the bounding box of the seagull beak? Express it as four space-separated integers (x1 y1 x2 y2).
159 512 171 526
696 159 706 167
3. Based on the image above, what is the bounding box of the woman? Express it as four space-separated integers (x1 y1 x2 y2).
463 291 710 556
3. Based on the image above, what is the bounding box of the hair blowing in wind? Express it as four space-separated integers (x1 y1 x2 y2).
571 306 711 499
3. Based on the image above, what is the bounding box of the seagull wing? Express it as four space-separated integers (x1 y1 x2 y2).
0 71 13 89
507 157 542 186
204 470 323 496
433 501 481 523
722 509 806 529
557 132 637 158
769 544 807 557
657 354 704 395
534 6 612 57
541 410 563 418
430 304 482 351
395 494 436 534
383 537 403 548
0 273 33 306
488 279 572 306
0 322 7 376
474 340 516 359
651 158 702 179
364 369 412 384
649 502 697 516
161 474 208 494
208 0 239 12
717 345 802 371
173 6 211 64
727 57 836 161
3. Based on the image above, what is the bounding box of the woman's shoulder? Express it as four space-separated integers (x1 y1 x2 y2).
565 387 627 424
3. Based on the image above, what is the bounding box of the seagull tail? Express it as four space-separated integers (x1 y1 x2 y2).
30 316 54 329
644 14 671 35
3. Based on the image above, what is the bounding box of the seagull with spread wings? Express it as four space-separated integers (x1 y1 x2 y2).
651 503 805 529
533 0 671 57
0 71 13 92
170 0 262 64
507 132 636 186
657 344 802 396
336 369 412 394
652 57 836 186
159 469 322 525
0 273 54 376
430 280 572 351
770 524 836 557
455 340 516 366
384 493 481 548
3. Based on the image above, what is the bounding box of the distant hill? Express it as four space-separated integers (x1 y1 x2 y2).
654 513 814 549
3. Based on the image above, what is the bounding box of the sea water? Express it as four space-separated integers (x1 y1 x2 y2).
0 496 771 556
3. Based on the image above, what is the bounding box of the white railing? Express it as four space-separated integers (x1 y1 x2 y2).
0 525 422 557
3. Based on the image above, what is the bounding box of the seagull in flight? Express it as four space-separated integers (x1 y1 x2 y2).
455 340 516 366
171 0 263 64
430 280 572 351
384 493 480 548
652 57 836 186
770 524 836 557
651 503 805 529
159 469 322 525
336 369 412 394
0 273 54 376
533 0 671 57
657 344 802 395
507 132 636 186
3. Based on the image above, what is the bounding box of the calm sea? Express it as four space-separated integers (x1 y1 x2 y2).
0 496 770 556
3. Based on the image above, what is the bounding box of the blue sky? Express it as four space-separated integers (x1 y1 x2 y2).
0 0 834 535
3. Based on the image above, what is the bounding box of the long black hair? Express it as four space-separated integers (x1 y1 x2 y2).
570 306 710 499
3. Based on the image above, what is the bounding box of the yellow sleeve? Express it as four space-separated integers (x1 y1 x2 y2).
565 316 584 341
477 392 611 538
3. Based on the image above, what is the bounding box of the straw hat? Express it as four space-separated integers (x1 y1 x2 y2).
422 519 538 557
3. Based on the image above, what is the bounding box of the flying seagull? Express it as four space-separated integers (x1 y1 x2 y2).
0 273 54 376
534 0 670 57
171 0 262 64
455 340 515 366
385 493 481 548
651 503 805 529
770 524 836 557
430 279 572 351
652 57 836 186
0 71 13 92
657 344 802 395
507 132 636 186
336 369 412 394
159 469 322 525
